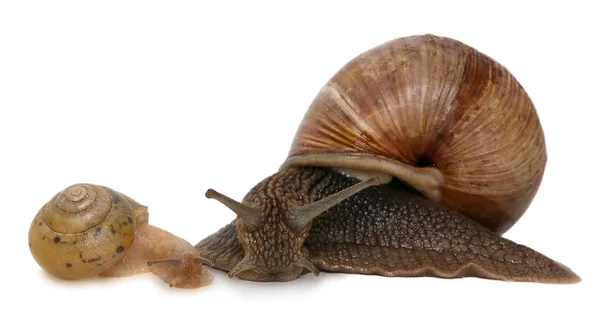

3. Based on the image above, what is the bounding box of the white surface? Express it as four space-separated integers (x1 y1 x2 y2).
0 1 597 330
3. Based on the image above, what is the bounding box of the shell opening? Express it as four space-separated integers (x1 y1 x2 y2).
280 153 444 202
416 155 435 168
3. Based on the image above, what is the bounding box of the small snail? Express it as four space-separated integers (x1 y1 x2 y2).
196 34 580 283
28 183 212 288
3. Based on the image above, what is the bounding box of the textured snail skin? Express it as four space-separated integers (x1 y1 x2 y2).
196 34 573 284
196 168 579 284
29 184 212 289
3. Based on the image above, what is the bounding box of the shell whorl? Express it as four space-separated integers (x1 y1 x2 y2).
45 184 112 233
29 184 138 279
282 34 546 234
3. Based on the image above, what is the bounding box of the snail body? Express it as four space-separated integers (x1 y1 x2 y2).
29 183 212 289
197 34 579 283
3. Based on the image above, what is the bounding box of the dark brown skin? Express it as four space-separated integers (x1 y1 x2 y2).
196 167 580 284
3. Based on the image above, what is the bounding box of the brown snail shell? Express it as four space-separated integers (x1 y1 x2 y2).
281 34 546 234
28 184 141 279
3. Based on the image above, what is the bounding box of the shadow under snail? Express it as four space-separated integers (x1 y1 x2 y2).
195 34 581 284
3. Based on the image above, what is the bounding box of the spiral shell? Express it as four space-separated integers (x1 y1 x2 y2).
281 34 546 234
28 184 138 279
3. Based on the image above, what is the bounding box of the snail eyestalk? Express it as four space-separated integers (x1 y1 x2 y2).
147 256 213 267
287 176 380 232
147 258 182 268
205 189 264 230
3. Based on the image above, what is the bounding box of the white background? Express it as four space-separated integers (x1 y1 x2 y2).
1 1 597 330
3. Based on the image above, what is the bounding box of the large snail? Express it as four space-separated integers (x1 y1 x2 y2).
196 34 580 283
28 183 212 288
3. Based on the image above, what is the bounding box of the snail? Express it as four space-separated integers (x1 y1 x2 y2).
196 34 580 283
28 183 213 289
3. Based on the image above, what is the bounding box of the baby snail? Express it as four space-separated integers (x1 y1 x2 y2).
196 34 580 284
28 183 213 289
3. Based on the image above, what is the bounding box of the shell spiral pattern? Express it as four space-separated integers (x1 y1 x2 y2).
284 35 546 234
29 184 137 279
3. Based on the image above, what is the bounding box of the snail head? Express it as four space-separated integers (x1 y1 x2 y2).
205 176 379 281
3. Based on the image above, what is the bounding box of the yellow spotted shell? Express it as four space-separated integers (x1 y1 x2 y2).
28 184 142 279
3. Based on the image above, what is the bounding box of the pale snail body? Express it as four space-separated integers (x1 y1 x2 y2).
197 34 579 284
29 184 212 288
